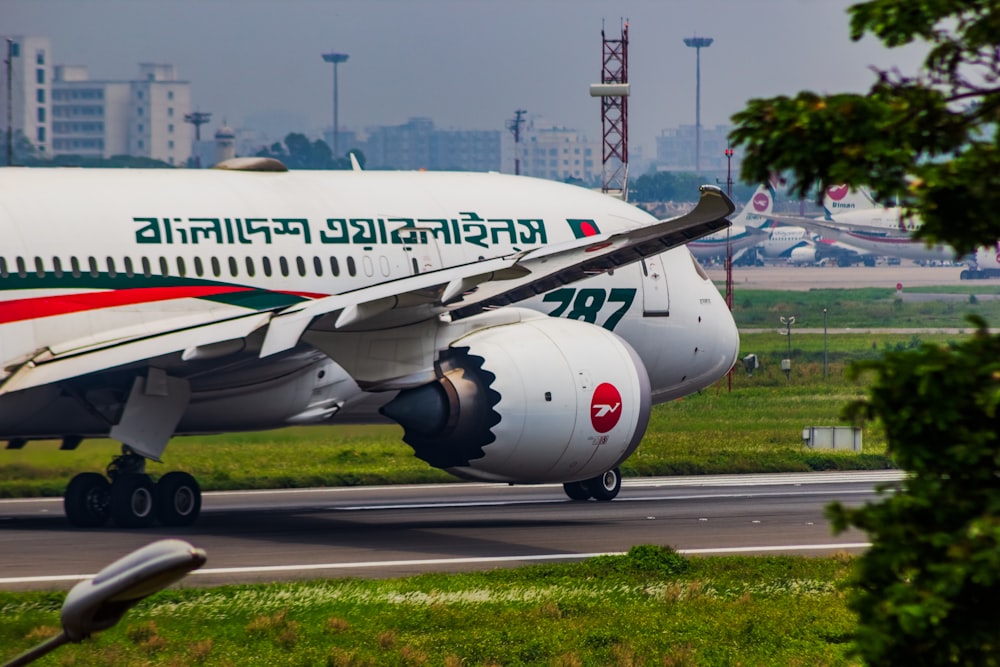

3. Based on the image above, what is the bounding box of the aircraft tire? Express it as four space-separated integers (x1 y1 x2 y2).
563 480 593 501
586 468 622 502
155 472 202 526
110 473 156 528
64 472 111 528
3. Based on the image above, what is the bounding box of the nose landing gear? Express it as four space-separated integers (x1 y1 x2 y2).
63 447 202 528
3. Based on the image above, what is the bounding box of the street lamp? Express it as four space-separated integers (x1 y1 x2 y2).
683 36 713 175
321 52 349 157
3 540 206 667
779 315 795 380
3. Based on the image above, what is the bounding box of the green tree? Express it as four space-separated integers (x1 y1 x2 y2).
731 2 1000 664
256 132 362 170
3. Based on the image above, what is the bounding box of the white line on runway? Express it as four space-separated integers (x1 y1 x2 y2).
331 488 878 511
0 543 873 585
0 471 905 508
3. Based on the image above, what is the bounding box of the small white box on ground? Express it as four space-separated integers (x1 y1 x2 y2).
802 426 862 451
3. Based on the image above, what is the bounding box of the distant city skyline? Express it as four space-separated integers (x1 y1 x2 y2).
5 0 926 154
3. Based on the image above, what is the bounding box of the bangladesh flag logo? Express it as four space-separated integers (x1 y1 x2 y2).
567 219 601 238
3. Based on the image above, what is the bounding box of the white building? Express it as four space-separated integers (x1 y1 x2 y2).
3 36 194 165
654 124 740 178
506 118 601 183
1 36 52 157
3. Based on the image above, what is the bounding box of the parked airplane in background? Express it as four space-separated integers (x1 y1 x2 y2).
766 184 956 264
685 182 774 261
0 159 740 528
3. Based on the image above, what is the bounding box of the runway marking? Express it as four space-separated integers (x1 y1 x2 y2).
329 488 878 511
0 543 873 585
0 470 905 507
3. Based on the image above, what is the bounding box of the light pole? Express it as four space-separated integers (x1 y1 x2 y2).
780 315 795 380
321 52 349 157
823 308 829 379
2 540 205 666
683 36 713 176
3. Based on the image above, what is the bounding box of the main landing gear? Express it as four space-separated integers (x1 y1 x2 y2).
562 467 622 501
63 447 202 528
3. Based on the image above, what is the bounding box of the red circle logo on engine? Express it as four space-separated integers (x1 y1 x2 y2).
591 383 623 433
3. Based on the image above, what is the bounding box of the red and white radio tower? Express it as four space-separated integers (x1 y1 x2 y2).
590 21 629 198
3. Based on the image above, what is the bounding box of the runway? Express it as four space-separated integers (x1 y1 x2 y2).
0 471 901 590
705 262 973 291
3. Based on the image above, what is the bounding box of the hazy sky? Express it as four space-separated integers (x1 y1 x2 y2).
4 1 926 152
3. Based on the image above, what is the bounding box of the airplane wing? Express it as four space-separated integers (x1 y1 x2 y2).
259 184 733 353
765 212 912 238
0 186 732 395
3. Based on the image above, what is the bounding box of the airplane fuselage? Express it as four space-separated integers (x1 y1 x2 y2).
0 168 738 445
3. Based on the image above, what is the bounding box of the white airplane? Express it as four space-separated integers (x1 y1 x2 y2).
686 183 773 261
0 158 740 528
766 184 955 263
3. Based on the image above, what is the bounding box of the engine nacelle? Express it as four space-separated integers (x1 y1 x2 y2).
380 317 651 484
788 245 817 265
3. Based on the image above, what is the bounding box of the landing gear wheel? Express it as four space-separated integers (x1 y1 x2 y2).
64 473 111 527
110 473 156 528
563 480 593 501
587 467 622 502
155 472 202 526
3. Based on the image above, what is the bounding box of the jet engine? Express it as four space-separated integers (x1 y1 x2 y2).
380 317 651 484
788 246 818 265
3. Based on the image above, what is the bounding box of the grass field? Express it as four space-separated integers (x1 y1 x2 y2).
0 547 860 666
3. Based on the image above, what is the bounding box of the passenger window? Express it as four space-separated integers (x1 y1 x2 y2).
34 257 45 277
52 257 63 278
0 257 7 278
313 256 323 276
245 257 256 277
228 257 238 276
159 257 169 276
123 257 135 278
106 257 117 278
279 257 289 277
16 257 26 278
70 257 81 278
194 257 204 277
176 257 187 277
88 257 98 277
210 257 221 277
296 256 306 277
412 258 419 274
330 257 340 276
347 256 356 277
262 257 272 277
141 257 152 278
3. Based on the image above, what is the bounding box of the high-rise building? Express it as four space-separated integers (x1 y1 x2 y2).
1 36 52 157
363 117 501 172
655 124 738 178
52 63 192 165
3 36 193 165
512 120 600 184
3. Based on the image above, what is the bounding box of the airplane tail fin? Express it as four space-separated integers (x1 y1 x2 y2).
822 184 876 219
731 180 777 229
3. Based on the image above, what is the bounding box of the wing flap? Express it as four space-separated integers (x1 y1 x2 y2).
0 312 270 396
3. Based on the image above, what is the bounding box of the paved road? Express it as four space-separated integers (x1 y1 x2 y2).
0 471 901 590
706 263 978 291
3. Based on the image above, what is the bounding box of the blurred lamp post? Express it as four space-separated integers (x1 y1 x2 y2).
779 315 795 380
321 52 349 157
3 540 206 667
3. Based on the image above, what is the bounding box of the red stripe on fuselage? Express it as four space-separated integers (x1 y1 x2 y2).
0 285 258 325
